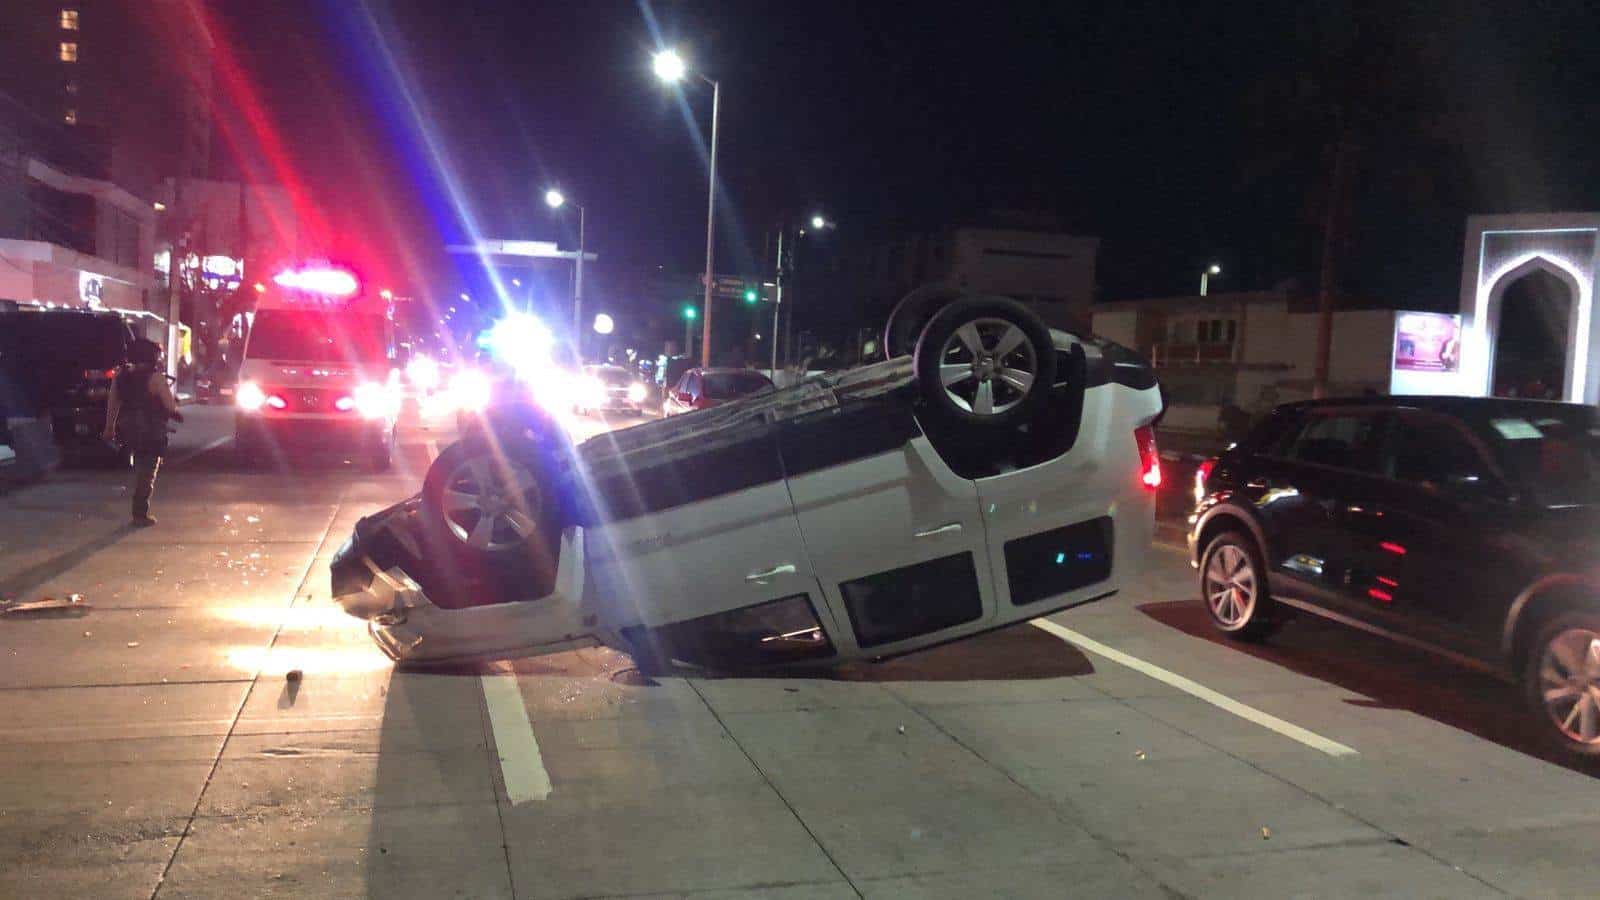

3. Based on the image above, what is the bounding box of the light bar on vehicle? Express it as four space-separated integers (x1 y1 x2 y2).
272 267 360 297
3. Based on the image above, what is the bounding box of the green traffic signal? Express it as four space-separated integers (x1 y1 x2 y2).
744 289 758 304
682 305 697 320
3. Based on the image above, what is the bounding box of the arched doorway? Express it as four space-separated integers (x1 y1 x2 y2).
1493 267 1575 398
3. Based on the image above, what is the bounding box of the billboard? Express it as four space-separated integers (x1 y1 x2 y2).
1390 311 1463 395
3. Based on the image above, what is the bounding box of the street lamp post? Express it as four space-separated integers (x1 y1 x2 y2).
771 214 831 373
654 49 719 368
1200 263 1221 296
545 189 586 348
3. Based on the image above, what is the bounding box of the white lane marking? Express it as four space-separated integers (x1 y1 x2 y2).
481 673 552 804
1030 618 1359 758
170 434 231 466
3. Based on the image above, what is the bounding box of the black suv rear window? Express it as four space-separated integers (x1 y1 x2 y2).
1 314 127 368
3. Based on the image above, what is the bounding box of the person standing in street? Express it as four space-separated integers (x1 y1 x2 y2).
102 339 183 527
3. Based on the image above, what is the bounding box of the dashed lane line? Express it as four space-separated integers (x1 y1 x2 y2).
1030 617 1359 758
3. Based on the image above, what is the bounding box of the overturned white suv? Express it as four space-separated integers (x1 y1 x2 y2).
331 292 1163 670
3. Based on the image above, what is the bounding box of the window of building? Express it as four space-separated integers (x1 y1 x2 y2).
59 41 78 62
63 108 77 125
60 9 80 30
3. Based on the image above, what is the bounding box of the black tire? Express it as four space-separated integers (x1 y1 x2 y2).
1522 609 1600 758
419 433 565 596
1198 531 1279 642
883 284 965 360
912 296 1056 427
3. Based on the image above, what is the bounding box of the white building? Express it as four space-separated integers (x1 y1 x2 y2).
0 156 156 312
1092 291 1397 433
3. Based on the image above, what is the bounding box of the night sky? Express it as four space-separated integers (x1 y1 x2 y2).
209 0 1600 325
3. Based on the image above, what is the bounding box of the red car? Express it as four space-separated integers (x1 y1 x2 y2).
663 367 775 415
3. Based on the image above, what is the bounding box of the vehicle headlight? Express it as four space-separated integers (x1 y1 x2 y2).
406 355 440 392
236 381 266 412
626 382 648 403
352 381 398 419
450 369 492 413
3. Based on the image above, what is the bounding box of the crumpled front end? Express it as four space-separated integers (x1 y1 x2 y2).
330 499 597 665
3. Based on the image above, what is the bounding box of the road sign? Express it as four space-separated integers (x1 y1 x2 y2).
701 273 752 299
446 240 596 261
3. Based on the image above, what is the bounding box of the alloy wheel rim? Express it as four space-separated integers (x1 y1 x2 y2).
440 455 543 551
937 317 1038 416
1538 627 1600 745
1204 544 1256 628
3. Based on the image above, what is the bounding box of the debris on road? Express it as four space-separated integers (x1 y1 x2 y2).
126 641 139 648
1261 826 1272 840
285 668 303 683
1 594 92 618
897 725 907 735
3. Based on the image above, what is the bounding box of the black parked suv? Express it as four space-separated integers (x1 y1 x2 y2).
0 307 138 461
1188 396 1600 757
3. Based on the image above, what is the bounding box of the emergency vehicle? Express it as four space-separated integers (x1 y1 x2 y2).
234 266 401 469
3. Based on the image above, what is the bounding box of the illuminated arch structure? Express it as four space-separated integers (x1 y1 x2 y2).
1458 213 1599 403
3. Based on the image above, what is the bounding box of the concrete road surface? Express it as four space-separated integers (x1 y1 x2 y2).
0 403 1595 899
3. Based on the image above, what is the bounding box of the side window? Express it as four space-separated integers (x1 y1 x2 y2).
683 372 702 398
1382 413 1491 486
1278 411 1383 472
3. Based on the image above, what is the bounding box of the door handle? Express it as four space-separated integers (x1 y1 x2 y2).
914 522 963 538
745 563 796 584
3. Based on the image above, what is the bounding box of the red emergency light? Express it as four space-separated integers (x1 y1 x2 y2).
272 267 359 297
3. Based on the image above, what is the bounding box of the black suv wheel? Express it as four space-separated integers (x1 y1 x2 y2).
1199 531 1279 641
1524 610 1600 758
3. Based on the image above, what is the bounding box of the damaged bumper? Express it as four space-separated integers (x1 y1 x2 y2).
330 501 597 665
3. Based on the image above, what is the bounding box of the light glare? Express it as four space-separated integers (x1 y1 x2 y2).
545 189 565 209
653 49 686 83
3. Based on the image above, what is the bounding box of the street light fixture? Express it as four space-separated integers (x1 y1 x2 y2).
593 313 614 335
379 288 394 301
459 292 470 302
654 46 720 367
652 49 686 83
544 186 587 345
1200 264 1222 296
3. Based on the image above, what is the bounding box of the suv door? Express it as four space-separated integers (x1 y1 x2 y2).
1249 407 1387 609
776 396 995 658
584 412 833 664
1351 409 1517 659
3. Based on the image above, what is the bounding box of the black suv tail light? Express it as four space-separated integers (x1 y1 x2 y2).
1135 425 1161 490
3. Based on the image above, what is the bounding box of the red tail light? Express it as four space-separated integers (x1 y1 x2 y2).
84 368 116 381
1194 457 1217 501
1135 425 1161 490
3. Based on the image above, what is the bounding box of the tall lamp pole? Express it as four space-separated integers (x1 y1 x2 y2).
544 189 585 352
770 214 833 373
655 49 719 368
1200 263 1221 297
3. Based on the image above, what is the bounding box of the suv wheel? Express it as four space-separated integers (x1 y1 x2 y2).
913 296 1056 428
420 434 565 597
1524 611 1600 757
1199 531 1278 641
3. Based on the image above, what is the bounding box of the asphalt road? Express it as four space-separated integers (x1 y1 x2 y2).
1 404 1595 899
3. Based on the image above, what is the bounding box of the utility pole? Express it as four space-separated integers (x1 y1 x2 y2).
574 203 586 350
699 80 721 367
1313 131 1352 399
165 177 184 380
771 227 785 374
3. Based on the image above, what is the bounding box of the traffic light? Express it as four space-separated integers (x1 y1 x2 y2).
682 304 697 320
743 288 758 304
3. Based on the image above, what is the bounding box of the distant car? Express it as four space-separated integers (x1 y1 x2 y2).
575 364 650 415
331 291 1164 672
0 306 138 462
663 367 775 416
1188 396 1600 757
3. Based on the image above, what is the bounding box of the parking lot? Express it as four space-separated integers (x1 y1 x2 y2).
2 405 1596 899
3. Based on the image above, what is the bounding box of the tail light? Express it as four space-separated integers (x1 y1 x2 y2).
351 381 399 419
1135 425 1161 490
84 368 116 381
1194 457 1217 503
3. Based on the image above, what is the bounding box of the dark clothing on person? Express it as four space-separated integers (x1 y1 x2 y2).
106 359 180 524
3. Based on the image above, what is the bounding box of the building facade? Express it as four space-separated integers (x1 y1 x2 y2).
1092 291 1396 432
